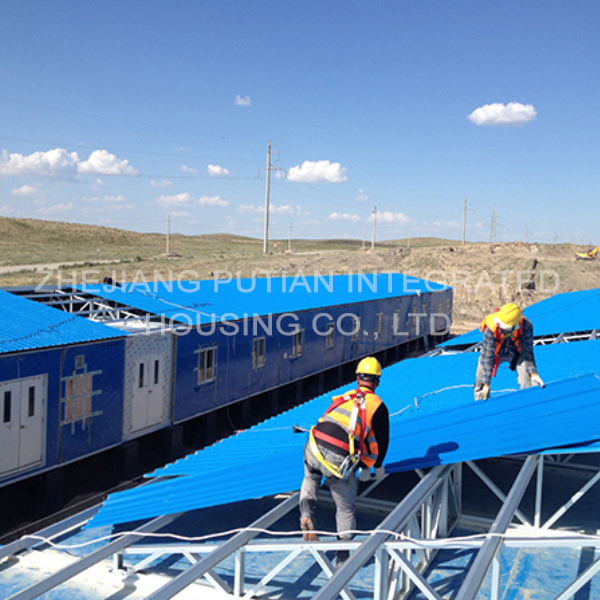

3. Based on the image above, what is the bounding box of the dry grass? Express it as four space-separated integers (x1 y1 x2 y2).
1 216 599 333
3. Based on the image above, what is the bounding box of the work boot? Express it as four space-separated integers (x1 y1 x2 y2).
335 550 349 570
300 517 319 541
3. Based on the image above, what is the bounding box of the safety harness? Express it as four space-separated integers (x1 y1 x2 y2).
480 313 524 378
309 389 369 479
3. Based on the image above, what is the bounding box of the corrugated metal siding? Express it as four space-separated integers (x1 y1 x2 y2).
0 289 126 354
86 337 600 529
443 288 600 347
80 274 449 325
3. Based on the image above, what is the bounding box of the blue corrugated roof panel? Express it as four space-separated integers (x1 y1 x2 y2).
0 289 125 353
443 287 600 347
80 273 449 324
86 338 600 529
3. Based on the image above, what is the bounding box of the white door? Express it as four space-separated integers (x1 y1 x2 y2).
131 356 165 432
146 356 164 427
0 380 21 475
19 376 46 468
0 375 46 477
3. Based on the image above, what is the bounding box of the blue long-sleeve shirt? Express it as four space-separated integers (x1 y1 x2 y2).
476 317 537 385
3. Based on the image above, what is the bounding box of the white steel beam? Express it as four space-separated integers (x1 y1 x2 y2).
5 511 181 600
311 464 452 600
144 492 299 600
454 455 538 600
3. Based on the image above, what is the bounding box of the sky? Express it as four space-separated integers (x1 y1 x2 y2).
0 1 599 244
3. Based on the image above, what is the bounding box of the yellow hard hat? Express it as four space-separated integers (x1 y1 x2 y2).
496 303 522 328
356 356 382 377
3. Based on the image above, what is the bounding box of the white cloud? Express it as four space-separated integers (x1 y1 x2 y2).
328 212 362 223
0 148 139 177
104 195 126 203
236 203 305 214
170 211 190 217
181 165 198 173
91 178 106 190
78 150 139 176
207 164 230 177
174 146 192 152
355 188 369 202
37 202 74 215
12 185 41 196
197 195 228 206
235 95 251 106
0 205 14 215
156 192 193 208
0 148 80 176
156 193 228 208
83 194 126 203
288 160 348 183
467 102 537 126
237 204 259 213
372 211 411 224
151 179 174 188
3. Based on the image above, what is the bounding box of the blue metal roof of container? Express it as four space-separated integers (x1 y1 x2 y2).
0 289 126 354
443 287 600 347
80 273 449 324
87 335 600 529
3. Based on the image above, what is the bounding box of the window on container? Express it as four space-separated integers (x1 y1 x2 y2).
3 391 11 424
376 313 383 334
253 337 266 368
352 317 361 341
292 330 304 357
154 359 160 385
28 386 35 417
138 362 145 389
198 348 216 383
75 355 85 369
326 321 335 349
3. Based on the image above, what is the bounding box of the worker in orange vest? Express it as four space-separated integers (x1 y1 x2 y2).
299 356 389 568
474 303 545 401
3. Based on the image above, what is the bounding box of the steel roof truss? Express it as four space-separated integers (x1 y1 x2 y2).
142 492 299 600
6 511 181 600
454 455 538 600
313 464 453 600
466 461 531 526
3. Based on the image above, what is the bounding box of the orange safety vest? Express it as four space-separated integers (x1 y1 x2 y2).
480 312 524 378
313 385 383 468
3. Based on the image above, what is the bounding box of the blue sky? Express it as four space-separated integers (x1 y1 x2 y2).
0 1 598 244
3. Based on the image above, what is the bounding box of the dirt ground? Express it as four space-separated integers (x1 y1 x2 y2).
1 218 598 334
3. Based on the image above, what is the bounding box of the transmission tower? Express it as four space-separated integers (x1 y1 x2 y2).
489 204 498 243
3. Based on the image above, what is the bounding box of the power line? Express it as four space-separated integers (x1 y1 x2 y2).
0 96 264 144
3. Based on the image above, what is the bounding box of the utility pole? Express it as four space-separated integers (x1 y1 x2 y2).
525 226 529 244
263 142 272 254
166 214 170 255
260 141 285 254
288 222 292 252
371 206 377 250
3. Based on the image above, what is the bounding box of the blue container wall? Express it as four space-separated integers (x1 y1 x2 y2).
57 340 126 463
173 291 451 423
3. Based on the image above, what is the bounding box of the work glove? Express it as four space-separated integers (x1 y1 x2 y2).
358 468 371 482
474 383 490 401
374 466 386 481
531 373 545 388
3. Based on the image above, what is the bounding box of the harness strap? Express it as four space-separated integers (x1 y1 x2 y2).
309 427 359 479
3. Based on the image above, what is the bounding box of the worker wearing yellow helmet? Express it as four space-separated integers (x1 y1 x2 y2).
299 356 390 568
474 303 545 401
